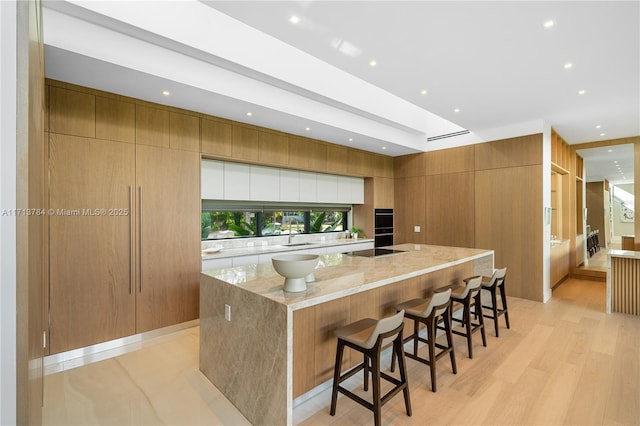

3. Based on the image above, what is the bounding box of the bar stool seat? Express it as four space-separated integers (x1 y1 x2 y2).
480 267 510 337
450 276 487 358
330 310 412 426
391 288 456 392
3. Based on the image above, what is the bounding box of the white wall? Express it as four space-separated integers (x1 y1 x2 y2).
0 1 18 424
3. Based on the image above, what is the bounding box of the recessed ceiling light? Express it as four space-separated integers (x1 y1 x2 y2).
162 90 171 96
381 146 387 150
305 127 310 131
614 160 618 163
246 112 253 116
420 89 428 95
369 60 377 67
608 149 613 153
600 133 606 137
564 62 573 69
289 15 300 24
348 138 353 142
454 108 461 113
595 125 602 129
578 89 586 95
543 20 555 29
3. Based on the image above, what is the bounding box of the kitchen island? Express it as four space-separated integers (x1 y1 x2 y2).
200 244 494 425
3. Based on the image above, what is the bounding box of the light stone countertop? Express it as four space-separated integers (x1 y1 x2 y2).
201 243 494 310
608 249 640 259
201 238 374 260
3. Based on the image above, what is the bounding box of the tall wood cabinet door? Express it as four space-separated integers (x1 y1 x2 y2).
135 145 200 333
49 134 135 354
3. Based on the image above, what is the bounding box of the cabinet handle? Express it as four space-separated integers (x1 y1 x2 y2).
139 186 143 293
129 186 133 294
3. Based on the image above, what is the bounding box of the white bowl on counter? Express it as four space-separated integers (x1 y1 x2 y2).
272 254 319 293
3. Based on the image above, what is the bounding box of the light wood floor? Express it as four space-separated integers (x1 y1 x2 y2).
43 278 640 425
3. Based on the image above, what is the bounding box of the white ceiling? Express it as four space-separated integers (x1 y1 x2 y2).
41 1 639 181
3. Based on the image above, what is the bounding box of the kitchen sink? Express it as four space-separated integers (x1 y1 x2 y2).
281 242 313 247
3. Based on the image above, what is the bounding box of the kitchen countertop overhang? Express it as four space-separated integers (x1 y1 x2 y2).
201 243 494 310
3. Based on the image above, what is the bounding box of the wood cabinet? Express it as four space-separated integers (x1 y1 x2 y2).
49 134 136 354
135 145 200 333
48 134 200 353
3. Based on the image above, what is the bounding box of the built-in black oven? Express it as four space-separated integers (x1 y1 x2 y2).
374 208 394 247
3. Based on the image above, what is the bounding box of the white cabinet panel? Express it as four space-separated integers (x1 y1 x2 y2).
232 255 260 267
317 173 338 203
224 162 250 200
337 176 365 204
201 159 224 200
351 177 365 204
202 257 233 272
299 171 317 202
250 165 280 201
279 169 300 202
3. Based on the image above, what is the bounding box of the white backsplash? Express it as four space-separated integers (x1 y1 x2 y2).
201 231 350 251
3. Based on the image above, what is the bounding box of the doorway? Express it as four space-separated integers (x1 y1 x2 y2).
576 144 634 273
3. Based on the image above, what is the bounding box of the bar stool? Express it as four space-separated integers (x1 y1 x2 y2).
450 276 487 358
330 310 411 426
391 288 456 392
480 267 510 337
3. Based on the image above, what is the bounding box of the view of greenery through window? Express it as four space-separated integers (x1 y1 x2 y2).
201 209 346 240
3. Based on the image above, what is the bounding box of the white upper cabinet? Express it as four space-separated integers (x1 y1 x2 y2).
250 165 280 201
316 173 338 203
202 160 364 204
223 162 250 200
299 171 317 202
201 159 224 200
333 175 364 204
279 169 299 202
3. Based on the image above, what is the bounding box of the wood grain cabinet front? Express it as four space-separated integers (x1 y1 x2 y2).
48 135 200 354
48 134 136 354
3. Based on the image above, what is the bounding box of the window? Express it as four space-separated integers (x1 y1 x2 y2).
201 202 348 240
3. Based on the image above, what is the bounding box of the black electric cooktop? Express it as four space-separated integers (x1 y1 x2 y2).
347 248 406 257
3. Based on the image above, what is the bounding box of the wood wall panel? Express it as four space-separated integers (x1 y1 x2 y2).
475 164 543 301
475 133 542 170
259 131 289 166
19 1 46 421
313 297 350 386
169 112 200 152
352 178 374 237
348 149 375 177
136 145 201 333
293 307 315 397
425 172 475 248
288 135 310 169
586 182 605 237
96 96 135 143
232 125 259 161
308 141 327 172
394 153 426 178
394 176 426 244
424 145 474 175
49 134 136 353
201 117 232 158
326 144 348 174
611 257 640 315
135 104 169 148
373 177 394 208
49 85 95 138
